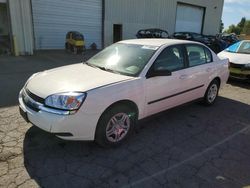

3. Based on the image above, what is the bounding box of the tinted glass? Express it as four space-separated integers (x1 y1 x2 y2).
204 47 212 63
153 45 184 71
186 45 206 67
238 41 250 54
225 41 241 53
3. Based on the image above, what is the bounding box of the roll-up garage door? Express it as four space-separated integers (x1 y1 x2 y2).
31 0 102 49
175 3 204 34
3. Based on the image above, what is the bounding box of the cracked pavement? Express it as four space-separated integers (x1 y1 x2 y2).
0 51 250 188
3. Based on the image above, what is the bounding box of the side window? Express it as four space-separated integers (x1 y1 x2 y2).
186 45 206 67
204 47 213 63
153 45 185 72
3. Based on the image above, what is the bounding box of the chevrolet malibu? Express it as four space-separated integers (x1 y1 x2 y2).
19 39 229 147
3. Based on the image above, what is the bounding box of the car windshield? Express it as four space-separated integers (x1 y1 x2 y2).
86 43 157 76
237 41 250 54
225 41 250 54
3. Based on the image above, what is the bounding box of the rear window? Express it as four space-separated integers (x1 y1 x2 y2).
204 47 213 63
186 45 207 67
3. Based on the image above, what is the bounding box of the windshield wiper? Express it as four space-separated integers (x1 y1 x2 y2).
85 62 100 69
85 62 121 74
98 66 121 75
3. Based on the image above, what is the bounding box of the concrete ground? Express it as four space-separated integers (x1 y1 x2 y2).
0 51 250 188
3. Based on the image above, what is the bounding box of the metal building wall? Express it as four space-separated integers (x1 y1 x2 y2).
31 0 102 50
104 0 224 47
8 0 34 55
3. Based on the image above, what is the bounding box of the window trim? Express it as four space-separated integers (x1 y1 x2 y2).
203 46 213 63
184 44 213 68
146 44 187 78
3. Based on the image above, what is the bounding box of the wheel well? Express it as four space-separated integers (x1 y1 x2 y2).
213 77 221 87
103 100 139 117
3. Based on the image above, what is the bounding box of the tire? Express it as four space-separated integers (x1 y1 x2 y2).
203 79 220 106
95 105 137 147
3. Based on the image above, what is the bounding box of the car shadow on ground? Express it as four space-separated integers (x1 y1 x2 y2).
227 78 250 90
23 96 250 188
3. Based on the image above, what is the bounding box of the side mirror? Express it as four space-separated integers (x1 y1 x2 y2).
147 69 172 78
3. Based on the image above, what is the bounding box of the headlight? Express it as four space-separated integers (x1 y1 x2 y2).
45 92 87 111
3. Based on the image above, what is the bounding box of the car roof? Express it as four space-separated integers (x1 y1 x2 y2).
119 39 200 47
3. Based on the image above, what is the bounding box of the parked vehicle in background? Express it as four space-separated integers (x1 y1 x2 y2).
217 33 239 47
172 32 211 46
205 35 228 53
136 28 169 39
65 31 85 54
218 40 250 80
172 32 229 54
19 39 229 147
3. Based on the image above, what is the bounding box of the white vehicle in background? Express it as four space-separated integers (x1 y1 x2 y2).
218 40 250 80
19 39 229 147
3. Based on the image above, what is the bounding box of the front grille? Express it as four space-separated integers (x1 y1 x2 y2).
230 63 244 69
25 89 45 104
230 73 248 79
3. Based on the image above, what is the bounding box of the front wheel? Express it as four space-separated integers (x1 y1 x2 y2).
203 80 219 106
95 105 137 147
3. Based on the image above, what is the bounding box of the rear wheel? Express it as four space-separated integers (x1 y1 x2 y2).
95 105 137 147
203 80 219 106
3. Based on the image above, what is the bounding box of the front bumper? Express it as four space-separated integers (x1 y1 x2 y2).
229 67 250 80
18 89 99 141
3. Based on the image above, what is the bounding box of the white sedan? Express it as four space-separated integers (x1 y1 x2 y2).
19 39 229 147
218 40 250 80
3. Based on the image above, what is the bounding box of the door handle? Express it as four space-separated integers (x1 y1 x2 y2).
179 75 188 80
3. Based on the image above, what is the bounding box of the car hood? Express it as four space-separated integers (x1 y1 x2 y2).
26 63 133 98
218 51 250 65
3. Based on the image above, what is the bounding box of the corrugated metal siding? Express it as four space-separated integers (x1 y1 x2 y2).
104 0 223 47
9 0 34 55
32 0 102 49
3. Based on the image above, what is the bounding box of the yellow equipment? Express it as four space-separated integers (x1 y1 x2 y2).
65 31 85 54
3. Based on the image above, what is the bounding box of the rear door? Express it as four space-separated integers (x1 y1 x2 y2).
183 44 215 101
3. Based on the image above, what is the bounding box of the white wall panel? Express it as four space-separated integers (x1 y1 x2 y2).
32 0 102 49
9 0 34 55
175 4 204 33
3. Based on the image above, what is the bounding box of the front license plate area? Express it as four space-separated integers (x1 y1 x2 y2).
19 107 29 123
